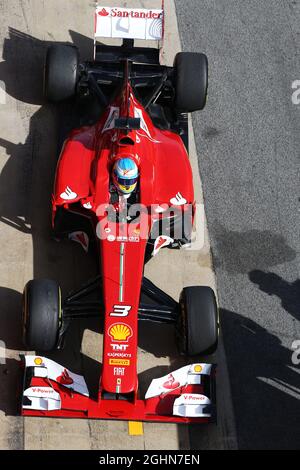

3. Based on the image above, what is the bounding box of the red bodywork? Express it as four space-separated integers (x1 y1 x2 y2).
22 80 204 423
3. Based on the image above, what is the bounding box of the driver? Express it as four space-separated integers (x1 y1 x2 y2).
110 157 139 205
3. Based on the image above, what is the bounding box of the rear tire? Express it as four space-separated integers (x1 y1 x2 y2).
174 52 208 112
176 286 218 356
23 279 61 352
44 45 79 102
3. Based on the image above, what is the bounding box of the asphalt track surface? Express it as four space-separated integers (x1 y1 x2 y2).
175 0 300 450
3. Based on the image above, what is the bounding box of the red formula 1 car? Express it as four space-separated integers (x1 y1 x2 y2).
21 4 219 424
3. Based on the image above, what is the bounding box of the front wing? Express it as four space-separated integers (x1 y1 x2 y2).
21 356 216 424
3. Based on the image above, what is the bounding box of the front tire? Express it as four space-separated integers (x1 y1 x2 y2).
176 286 218 356
23 279 61 351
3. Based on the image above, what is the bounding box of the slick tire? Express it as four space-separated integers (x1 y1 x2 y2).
176 286 218 356
23 279 61 352
174 52 208 112
44 45 79 102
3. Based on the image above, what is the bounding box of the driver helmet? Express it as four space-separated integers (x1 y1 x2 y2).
112 157 139 196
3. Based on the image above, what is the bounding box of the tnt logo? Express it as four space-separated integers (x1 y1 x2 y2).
111 344 128 352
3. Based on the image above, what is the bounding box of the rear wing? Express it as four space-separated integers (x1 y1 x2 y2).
94 3 165 58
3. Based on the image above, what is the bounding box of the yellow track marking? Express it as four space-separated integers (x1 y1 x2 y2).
128 421 144 436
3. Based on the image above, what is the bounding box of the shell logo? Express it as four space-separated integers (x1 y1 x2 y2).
109 323 133 342
194 365 203 373
34 357 43 366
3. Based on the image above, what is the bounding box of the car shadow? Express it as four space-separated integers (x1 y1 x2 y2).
0 27 100 414
0 288 23 351
249 270 300 320
0 358 24 418
219 308 300 450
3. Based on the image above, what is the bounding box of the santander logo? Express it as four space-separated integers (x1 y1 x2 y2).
162 374 180 390
56 369 74 386
97 7 163 20
98 7 109 17
156 237 166 251
152 235 173 257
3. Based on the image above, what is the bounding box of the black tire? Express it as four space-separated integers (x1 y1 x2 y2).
44 45 79 102
174 52 208 112
23 279 61 351
176 286 218 356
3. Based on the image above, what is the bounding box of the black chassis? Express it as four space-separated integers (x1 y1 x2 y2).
77 39 189 150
